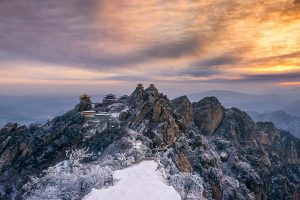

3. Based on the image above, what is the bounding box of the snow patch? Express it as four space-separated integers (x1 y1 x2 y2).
110 113 120 118
84 160 181 200
133 140 143 150
121 107 129 112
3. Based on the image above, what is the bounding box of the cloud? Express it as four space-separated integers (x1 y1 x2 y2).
0 0 204 71
1 0 300 94
257 51 300 62
97 75 152 82
191 55 240 67
240 72 300 82
76 37 201 68
162 55 240 78
200 72 300 84
162 68 220 78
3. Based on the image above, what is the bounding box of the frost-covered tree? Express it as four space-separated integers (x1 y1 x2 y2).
23 148 113 200
170 173 204 200
65 148 93 171
79 94 91 102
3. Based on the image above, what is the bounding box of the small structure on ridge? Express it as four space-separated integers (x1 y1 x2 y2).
103 94 118 105
76 93 93 112
149 83 156 89
137 83 144 89
81 110 96 117
145 83 159 98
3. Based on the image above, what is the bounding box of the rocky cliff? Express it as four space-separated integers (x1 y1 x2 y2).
0 85 299 200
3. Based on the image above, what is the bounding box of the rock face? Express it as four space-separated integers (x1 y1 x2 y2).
171 95 194 124
0 111 84 172
176 152 192 173
211 108 300 199
128 84 146 108
215 107 257 144
122 84 184 148
0 85 300 200
193 97 225 136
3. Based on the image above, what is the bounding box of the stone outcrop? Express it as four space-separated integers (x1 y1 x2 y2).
0 111 84 173
127 83 146 108
171 95 194 124
193 97 224 136
215 107 257 145
211 107 300 199
121 84 184 147
176 152 192 173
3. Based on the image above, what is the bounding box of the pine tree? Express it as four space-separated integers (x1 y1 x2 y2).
79 94 91 101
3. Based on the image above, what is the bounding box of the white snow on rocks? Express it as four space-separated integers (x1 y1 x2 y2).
220 152 229 162
84 160 181 200
110 113 120 118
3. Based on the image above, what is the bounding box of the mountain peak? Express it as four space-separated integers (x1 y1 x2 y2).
0 85 300 199
193 96 225 136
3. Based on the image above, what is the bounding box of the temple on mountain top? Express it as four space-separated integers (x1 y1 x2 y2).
103 94 118 105
79 84 160 117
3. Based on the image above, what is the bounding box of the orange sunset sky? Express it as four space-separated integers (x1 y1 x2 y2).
0 0 300 96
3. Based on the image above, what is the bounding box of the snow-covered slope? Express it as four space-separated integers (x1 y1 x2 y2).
84 160 181 200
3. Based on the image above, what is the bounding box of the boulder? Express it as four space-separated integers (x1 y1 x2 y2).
171 96 193 124
193 97 224 136
220 152 229 162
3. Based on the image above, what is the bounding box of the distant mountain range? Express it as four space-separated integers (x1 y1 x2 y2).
283 100 300 117
249 110 300 139
0 95 104 128
187 90 300 115
1 90 299 130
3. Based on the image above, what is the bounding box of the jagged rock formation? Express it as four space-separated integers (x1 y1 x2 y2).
171 95 194 124
211 109 300 199
122 84 184 148
0 111 84 172
0 85 299 200
193 97 225 136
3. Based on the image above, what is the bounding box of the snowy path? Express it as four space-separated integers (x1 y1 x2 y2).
84 160 181 200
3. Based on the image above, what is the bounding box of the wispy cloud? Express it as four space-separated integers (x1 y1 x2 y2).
0 0 300 94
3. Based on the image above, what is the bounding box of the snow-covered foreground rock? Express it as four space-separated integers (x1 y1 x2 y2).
84 160 181 200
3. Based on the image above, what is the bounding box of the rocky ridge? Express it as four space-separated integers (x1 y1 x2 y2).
0 85 299 200
250 110 300 139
